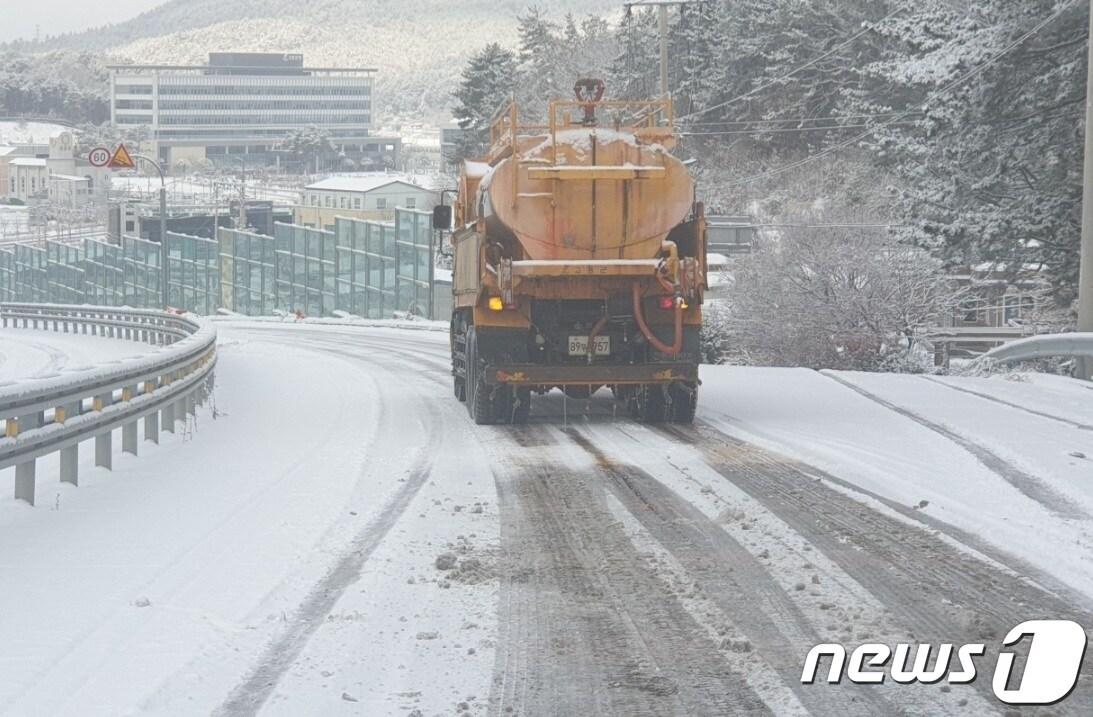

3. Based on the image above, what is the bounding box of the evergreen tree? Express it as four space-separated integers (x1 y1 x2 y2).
451 43 518 161
857 0 1088 304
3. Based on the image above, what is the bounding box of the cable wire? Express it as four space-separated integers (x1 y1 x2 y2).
676 6 907 122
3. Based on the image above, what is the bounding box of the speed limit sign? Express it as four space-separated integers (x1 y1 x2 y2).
88 147 112 167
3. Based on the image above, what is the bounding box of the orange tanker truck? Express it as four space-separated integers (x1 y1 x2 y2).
434 80 707 425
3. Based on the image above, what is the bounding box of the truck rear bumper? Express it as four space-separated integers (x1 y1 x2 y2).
485 363 698 386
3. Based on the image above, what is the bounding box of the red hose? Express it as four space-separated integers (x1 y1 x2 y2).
632 282 683 355
586 314 609 363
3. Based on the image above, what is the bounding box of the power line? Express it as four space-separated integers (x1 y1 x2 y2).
684 111 922 127
725 0 1080 188
682 121 921 137
676 7 906 123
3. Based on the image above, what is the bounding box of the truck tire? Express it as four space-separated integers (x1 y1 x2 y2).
453 332 467 402
636 384 667 423
466 327 495 425
669 382 697 424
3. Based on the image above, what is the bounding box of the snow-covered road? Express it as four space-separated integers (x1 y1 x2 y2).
1 322 1091 716
0 328 155 382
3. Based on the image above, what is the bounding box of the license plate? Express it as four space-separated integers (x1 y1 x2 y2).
568 335 610 356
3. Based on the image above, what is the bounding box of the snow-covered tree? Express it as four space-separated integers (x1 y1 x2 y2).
281 126 337 173
722 214 965 370
451 43 518 161
854 0 1088 307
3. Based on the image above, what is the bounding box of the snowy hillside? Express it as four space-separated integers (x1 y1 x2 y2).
15 0 623 121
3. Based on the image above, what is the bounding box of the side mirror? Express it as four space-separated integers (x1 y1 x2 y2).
432 204 453 231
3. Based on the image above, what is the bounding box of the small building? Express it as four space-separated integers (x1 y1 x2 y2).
706 215 756 256
8 158 49 202
48 174 92 208
0 147 17 200
934 263 1051 357
295 174 438 230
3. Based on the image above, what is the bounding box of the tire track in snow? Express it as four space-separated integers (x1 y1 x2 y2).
920 375 1093 431
664 422 1093 715
213 339 443 716
214 443 438 716
821 371 1087 520
566 429 896 717
485 435 770 716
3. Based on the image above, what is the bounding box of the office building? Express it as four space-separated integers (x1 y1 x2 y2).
109 53 397 169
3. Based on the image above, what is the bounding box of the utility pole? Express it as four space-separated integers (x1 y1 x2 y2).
658 3 669 98
623 0 700 99
1079 0 1093 380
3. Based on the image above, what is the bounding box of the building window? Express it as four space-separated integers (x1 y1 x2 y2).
405 197 417 209
353 197 361 209
325 196 332 208
311 194 319 206
375 198 387 210
959 298 983 324
1003 295 1035 323
339 196 346 209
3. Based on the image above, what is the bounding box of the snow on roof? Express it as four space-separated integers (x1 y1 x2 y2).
0 146 17 157
707 252 730 265
9 158 47 167
972 262 1046 273
51 174 90 182
305 174 431 194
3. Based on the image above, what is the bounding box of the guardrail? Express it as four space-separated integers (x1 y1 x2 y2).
1 303 217 506
977 332 1093 368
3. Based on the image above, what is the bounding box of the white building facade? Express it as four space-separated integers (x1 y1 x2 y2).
109 53 389 169
8 158 49 202
295 175 438 229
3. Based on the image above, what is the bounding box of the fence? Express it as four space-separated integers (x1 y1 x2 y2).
0 303 217 506
0 208 449 320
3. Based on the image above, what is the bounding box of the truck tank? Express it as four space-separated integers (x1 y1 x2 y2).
442 81 708 425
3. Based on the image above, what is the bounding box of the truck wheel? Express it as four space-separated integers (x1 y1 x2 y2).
637 384 667 423
466 327 495 425
669 382 698 424
453 332 467 402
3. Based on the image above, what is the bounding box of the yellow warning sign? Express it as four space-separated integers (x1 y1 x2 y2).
108 143 136 169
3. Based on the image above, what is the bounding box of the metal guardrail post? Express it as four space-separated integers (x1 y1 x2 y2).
60 444 78 486
94 392 113 470
162 393 176 435
14 412 41 505
144 380 160 445
122 385 139 456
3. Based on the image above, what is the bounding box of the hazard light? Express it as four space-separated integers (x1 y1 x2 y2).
488 296 504 311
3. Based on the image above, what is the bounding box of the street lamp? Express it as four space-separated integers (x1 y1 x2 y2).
132 153 169 309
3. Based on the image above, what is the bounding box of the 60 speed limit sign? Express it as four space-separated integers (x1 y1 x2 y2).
88 147 112 167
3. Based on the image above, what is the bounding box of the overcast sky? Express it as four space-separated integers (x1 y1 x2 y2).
0 0 165 42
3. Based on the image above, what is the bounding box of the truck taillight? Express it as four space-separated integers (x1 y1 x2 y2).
658 296 675 310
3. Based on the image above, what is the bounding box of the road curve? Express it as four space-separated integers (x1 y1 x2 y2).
4 321 1090 717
